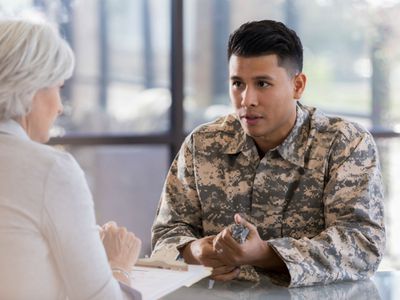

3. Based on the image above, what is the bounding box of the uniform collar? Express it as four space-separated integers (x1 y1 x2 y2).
0 119 30 141
276 103 309 168
223 104 310 168
222 115 256 156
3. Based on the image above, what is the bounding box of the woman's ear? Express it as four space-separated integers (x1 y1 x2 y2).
293 73 307 100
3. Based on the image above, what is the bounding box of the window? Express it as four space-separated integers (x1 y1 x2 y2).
3 0 400 266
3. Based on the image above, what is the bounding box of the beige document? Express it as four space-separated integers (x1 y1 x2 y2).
121 264 212 300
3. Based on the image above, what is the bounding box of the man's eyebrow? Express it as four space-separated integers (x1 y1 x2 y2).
253 75 275 80
229 75 242 80
229 75 275 80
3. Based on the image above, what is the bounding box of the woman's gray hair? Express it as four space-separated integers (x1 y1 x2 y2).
0 19 75 120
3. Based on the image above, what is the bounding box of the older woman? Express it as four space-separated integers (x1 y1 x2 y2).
0 19 141 299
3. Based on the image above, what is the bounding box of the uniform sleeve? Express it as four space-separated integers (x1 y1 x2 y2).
40 153 130 299
151 135 203 260
268 131 385 287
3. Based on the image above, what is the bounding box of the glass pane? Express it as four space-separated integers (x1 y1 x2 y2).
376 138 400 270
65 145 169 257
64 0 171 135
298 0 400 131
183 0 400 132
5 0 171 135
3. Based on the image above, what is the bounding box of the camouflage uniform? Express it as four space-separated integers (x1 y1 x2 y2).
151 103 385 287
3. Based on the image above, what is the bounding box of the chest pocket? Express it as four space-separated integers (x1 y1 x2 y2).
195 151 256 233
281 167 326 239
280 143 330 239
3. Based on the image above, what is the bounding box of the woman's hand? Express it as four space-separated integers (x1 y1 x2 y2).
100 221 142 271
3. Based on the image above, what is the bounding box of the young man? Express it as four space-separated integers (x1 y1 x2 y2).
151 20 385 287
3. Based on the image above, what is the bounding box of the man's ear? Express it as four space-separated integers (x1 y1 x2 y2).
293 73 307 100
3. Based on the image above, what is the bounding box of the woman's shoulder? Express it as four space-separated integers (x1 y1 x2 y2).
11 137 82 175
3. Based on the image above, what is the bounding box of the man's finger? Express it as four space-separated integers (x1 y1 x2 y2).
211 267 240 281
234 213 257 234
211 265 237 276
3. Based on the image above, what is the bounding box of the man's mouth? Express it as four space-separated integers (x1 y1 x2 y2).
240 114 262 125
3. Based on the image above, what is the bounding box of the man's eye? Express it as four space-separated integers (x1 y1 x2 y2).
258 81 270 88
232 81 243 88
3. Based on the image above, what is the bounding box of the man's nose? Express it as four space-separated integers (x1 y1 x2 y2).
241 87 258 107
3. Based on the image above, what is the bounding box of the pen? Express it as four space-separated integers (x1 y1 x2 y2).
208 279 215 289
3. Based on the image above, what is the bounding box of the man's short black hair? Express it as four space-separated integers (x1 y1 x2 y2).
227 20 303 75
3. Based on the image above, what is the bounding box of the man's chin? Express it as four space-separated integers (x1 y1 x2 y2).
242 127 266 138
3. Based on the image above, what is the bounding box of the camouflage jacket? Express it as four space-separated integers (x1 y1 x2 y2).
151 103 385 287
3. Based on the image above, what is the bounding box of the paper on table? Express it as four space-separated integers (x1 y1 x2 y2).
127 264 212 300
136 257 188 271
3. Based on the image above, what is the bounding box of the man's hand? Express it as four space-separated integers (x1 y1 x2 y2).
181 236 239 280
210 266 240 281
213 214 287 272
